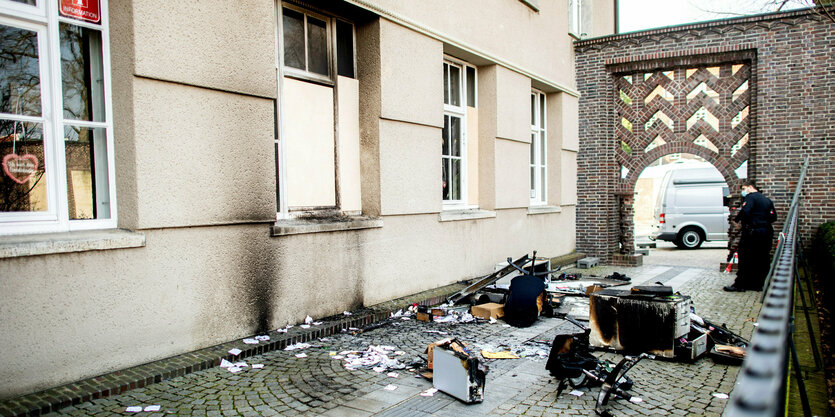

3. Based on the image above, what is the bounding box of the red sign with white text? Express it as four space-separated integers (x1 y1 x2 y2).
59 0 100 24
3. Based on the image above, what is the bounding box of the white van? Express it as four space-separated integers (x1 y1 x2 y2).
650 167 730 249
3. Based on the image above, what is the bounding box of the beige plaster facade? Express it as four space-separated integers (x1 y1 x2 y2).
0 0 614 399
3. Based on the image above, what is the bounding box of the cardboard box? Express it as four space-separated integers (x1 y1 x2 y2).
471 302 504 319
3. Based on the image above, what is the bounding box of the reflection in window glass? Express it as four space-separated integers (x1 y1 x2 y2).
10 0 36 4
448 65 460 107
306 16 328 76
60 23 105 122
466 66 476 107
282 8 305 70
0 121 47 213
64 125 109 219
0 24 42 117
336 20 354 78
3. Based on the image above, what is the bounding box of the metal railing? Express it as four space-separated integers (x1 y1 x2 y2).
724 157 816 417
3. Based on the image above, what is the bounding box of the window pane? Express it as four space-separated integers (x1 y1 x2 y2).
336 20 354 78
60 23 105 122
442 159 449 200
530 167 535 198
10 0 36 4
64 125 109 219
442 115 449 155
540 94 545 128
0 121 47 213
449 116 461 157
530 133 535 164
540 131 546 165
0 24 42 117
540 167 547 201
282 8 305 70
443 64 449 105
448 65 460 107
307 16 328 76
466 66 476 107
450 159 460 200
530 93 536 125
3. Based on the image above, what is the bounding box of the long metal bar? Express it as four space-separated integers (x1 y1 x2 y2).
725 157 809 417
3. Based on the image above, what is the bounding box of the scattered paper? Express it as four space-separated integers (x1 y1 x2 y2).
329 351 337 356
349 327 359 331
394 351 405 356
713 393 729 399
125 406 142 412
384 384 398 391
312 321 323 326
295 353 308 358
753 322 759 327
233 362 248 367
489 317 498 324
629 397 643 403
143 405 161 412
219 359 233 368
387 372 399 378
243 338 259 345
420 388 438 397
277 328 288 333
284 343 311 351
228 366 243 373
502 324 511 328
373 366 386 373
252 364 264 369
255 335 270 341
391 309 404 318
400 317 410 321
343 311 353 316
332 355 344 360
305 315 314 324
569 390 584 397
285 325 294 329
228 348 242 356
300 324 311 329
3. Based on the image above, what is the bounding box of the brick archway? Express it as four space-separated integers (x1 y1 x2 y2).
611 58 753 261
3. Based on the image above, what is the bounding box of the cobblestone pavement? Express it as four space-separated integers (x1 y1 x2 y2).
47 258 762 417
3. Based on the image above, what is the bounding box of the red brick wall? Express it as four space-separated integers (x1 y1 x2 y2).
574 9 835 263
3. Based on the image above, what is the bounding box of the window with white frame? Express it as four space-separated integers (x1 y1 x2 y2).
0 0 115 235
442 59 475 205
530 90 547 205
276 3 357 217
568 0 583 36
280 4 355 84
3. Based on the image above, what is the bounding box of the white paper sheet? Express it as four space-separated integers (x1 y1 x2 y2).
228 348 242 356
143 405 161 412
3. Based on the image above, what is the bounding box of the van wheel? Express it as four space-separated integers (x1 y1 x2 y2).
675 227 704 249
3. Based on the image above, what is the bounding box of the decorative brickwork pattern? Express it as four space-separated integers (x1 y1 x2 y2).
575 9 835 263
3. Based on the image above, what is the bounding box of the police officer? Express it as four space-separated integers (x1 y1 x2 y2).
724 180 777 292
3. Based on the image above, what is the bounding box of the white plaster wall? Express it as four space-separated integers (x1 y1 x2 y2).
495 67 531 142
361 209 577 305
131 0 276 98
546 92 563 205
494 138 532 209
363 0 578 87
378 120 440 215
283 78 336 208
561 95 580 152
467 107 479 205
337 77 363 213
131 78 277 229
561 151 579 205
379 20 443 128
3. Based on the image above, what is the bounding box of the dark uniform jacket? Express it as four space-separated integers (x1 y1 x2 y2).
735 191 777 232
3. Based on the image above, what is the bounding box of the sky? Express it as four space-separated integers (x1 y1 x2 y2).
618 0 810 33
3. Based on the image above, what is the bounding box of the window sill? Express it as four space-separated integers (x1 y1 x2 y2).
527 205 562 215
439 209 496 222
0 229 146 259
271 216 383 236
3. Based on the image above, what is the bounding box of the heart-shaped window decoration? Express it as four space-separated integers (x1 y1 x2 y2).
2 154 40 185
